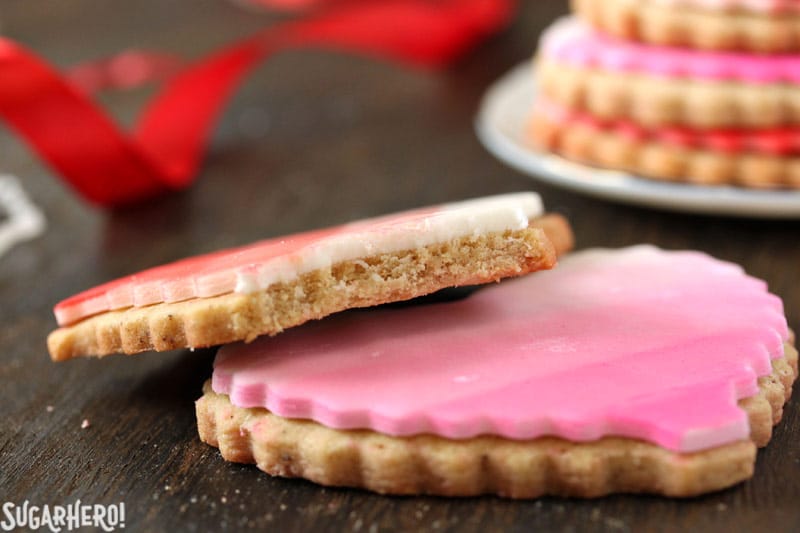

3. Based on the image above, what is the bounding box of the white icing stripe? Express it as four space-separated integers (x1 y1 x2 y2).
232 193 543 293
0 175 46 259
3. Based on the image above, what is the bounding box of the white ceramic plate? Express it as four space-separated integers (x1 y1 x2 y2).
475 64 800 218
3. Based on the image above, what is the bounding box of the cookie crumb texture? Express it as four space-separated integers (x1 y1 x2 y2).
196 342 797 498
573 0 800 53
48 224 564 361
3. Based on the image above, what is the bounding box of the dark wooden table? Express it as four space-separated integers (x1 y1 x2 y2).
2 1 799 531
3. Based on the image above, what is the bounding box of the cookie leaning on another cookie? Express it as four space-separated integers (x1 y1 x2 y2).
48 193 573 361
198 246 796 498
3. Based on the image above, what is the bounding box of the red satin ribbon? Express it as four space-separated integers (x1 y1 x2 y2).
0 0 514 207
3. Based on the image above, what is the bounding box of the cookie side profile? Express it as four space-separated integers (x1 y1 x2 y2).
537 59 800 129
528 107 800 188
573 0 800 53
198 343 795 498
48 194 573 360
198 247 796 498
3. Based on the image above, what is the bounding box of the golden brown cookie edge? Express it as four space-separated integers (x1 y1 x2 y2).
572 0 800 53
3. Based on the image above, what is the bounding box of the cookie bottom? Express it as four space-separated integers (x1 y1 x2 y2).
196 341 796 498
573 0 800 53
48 217 572 361
528 110 800 189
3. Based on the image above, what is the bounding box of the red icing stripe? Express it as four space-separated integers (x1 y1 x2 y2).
54 225 343 325
0 0 515 207
545 103 800 156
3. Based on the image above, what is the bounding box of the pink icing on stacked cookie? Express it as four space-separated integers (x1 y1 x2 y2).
531 11 800 188
542 18 800 83
213 246 789 453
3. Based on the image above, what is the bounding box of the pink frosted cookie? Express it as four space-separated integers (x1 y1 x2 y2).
573 0 800 53
197 246 797 498
531 18 800 187
48 193 573 361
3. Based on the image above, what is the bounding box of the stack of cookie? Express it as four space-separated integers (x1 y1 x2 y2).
530 0 800 188
47 193 797 498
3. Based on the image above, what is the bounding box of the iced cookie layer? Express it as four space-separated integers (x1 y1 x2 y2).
213 246 789 453
537 100 800 156
573 0 800 53
528 105 800 187
536 58 800 128
49 196 572 360
54 193 542 327
198 340 796 497
543 17 800 83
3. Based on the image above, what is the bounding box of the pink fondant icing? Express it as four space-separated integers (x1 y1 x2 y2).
53 193 542 326
212 246 789 453
541 17 800 84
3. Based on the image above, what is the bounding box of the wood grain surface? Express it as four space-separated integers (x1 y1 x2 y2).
1 1 799 532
